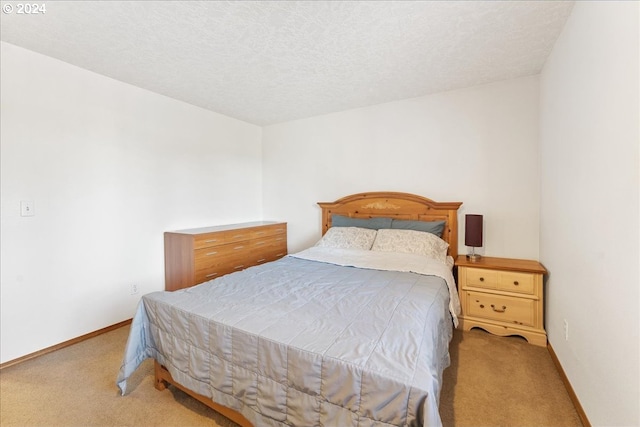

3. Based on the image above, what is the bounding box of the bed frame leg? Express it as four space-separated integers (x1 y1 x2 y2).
154 360 168 391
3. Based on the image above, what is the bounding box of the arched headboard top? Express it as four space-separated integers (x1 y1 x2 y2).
318 192 463 258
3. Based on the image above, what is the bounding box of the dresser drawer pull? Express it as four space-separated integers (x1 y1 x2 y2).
206 251 218 256
256 258 266 263
513 281 519 285
205 272 218 278
276 252 285 257
275 237 284 241
479 277 485 282
234 265 244 270
204 239 219 243
255 241 266 245
255 231 266 235
491 304 507 313
234 246 245 250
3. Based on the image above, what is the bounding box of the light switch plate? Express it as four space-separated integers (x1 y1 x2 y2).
20 200 35 217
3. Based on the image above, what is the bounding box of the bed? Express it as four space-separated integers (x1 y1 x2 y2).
117 192 462 427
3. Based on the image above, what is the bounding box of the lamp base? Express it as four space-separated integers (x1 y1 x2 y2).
466 254 482 262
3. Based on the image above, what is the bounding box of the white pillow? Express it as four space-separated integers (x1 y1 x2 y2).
315 227 377 250
371 228 449 262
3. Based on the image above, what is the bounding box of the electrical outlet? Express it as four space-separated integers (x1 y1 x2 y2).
563 319 569 341
130 283 139 295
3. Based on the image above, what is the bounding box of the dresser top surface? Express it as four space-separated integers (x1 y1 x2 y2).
167 221 285 235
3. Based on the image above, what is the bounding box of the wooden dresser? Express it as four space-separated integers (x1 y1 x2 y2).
456 256 547 346
164 221 287 291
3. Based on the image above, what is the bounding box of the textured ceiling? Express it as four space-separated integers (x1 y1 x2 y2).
1 1 574 126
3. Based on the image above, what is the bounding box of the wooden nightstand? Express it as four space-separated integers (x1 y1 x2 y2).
456 256 547 346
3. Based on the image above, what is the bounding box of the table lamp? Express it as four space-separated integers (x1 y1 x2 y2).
465 214 483 261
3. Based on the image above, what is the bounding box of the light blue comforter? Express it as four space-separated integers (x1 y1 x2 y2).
117 252 453 426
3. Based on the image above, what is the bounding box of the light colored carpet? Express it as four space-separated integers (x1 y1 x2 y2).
441 328 582 426
0 325 582 426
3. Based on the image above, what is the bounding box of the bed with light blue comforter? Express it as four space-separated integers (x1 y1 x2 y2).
117 248 457 426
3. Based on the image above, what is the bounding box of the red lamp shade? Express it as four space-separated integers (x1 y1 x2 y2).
465 214 483 248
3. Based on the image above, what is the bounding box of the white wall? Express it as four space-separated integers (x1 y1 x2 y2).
263 77 541 258
540 2 639 426
0 42 263 363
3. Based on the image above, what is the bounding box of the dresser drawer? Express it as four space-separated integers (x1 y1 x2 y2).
195 229 255 248
249 224 286 239
250 235 286 250
194 244 250 271
498 271 535 295
225 224 287 244
194 265 238 284
194 232 227 249
465 291 534 327
194 224 287 249
194 252 250 282
252 243 287 262
195 242 250 262
195 239 285 262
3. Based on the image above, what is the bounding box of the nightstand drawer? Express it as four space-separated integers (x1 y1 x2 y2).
465 291 534 327
464 267 499 289
498 271 534 294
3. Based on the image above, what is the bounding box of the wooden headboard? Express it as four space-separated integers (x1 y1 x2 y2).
318 192 463 258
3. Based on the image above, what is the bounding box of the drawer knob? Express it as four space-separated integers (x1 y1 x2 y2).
513 281 519 286
491 304 507 313
479 277 485 282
